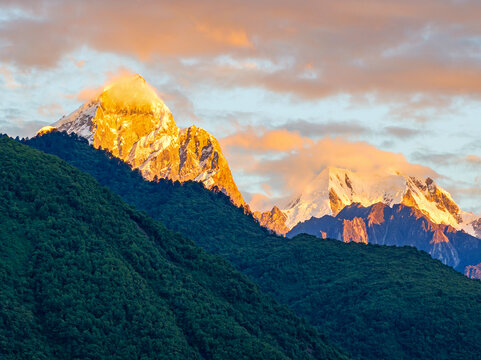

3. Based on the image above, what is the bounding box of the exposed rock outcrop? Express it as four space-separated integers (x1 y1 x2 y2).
253 206 290 235
289 202 481 275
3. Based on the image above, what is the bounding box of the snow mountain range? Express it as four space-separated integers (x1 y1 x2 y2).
259 167 480 237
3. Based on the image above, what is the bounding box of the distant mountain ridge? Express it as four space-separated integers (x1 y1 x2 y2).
288 202 481 277
258 166 480 236
38 74 246 208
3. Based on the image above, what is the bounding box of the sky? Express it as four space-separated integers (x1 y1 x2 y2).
0 0 480 214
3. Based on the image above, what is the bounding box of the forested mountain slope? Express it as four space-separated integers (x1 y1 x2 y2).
24 132 481 360
0 135 345 360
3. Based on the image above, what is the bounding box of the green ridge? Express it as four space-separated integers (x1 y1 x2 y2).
25 132 481 360
0 136 346 360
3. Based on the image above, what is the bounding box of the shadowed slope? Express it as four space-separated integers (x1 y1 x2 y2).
288 202 481 275
0 135 345 360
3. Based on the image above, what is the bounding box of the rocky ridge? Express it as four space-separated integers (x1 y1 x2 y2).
288 202 481 278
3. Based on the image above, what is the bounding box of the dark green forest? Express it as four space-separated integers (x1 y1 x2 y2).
24 132 481 360
0 136 347 360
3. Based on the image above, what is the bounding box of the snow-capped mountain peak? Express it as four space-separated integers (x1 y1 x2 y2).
282 166 479 236
54 75 177 157
37 74 246 208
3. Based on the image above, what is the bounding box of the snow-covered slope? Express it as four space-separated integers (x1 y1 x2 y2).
37 74 246 207
283 166 480 236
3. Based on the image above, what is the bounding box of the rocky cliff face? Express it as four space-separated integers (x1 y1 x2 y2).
465 263 481 279
470 218 481 239
253 206 290 235
342 217 368 244
38 75 246 208
288 202 481 277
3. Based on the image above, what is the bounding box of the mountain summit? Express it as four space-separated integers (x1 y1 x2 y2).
259 166 480 236
284 167 479 234
284 167 480 235
38 74 245 207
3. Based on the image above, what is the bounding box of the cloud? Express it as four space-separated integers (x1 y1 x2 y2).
384 126 419 139
221 128 436 208
221 127 314 152
2 0 481 103
63 67 138 101
0 65 20 88
37 103 64 117
247 193 278 212
73 87 104 102
260 138 435 193
466 155 481 165
412 151 481 169
0 117 48 138
0 1 255 67
278 119 370 138
195 23 253 48
411 151 461 167
383 94 462 123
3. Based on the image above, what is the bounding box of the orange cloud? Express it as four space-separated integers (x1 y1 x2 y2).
64 68 140 102
196 23 252 48
2 0 481 102
248 193 274 211
466 155 481 165
221 128 313 152
222 128 436 208
262 137 435 193
0 66 20 89
73 87 103 102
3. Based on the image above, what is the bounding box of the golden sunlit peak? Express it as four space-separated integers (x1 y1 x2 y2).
98 74 167 114
37 125 57 136
101 73 146 92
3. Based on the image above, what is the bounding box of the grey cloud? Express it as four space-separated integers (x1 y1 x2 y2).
277 119 370 137
412 151 481 169
411 151 461 167
384 126 419 139
0 118 47 138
